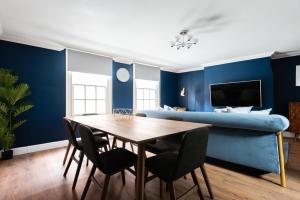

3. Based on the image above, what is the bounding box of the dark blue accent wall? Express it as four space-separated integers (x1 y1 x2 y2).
178 70 204 111
160 71 178 107
203 57 273 111
271 55 300 117
112 61 133 109
0 40 66 148
176 57 274 112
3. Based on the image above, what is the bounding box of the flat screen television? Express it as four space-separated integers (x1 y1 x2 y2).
210 80 261 107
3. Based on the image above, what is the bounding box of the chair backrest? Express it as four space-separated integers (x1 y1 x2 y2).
164 117 184 143
172 127 209 180
136 113 147 117
78 124 101 166
63 118 79 148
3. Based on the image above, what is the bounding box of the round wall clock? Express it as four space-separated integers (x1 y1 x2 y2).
116 68 130 82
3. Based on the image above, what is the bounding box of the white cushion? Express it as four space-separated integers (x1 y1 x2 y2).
158 107 164 111
163 105 175 111
227 106 253 114
214 108 228 113
250 108 272 115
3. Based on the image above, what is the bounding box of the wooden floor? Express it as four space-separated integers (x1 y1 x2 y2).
1 147 300 200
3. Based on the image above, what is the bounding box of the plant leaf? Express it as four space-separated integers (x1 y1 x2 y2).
0 115 8 127
2 133 15 150
13 103 33 117
0 84 31 105
0 102 8 114
0 69 18 87
12 120 27 130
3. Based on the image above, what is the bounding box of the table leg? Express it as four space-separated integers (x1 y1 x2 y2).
136 144 146 200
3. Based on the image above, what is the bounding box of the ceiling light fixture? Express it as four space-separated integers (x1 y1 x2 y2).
171 30 198 50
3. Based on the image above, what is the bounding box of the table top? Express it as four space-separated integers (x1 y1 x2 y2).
66 114 210 144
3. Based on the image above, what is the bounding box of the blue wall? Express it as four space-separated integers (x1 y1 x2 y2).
0 40 66 148
203 57 273 111
176 57 274 112
178 70 204 111
160 71 178 107
112 61 133 109
271 55 300 117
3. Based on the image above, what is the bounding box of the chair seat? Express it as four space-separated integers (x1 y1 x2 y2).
145 139 180 154
77 136 109 150
145 152 178 182
98 148 137 174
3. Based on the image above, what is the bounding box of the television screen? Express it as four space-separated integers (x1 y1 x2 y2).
210 80 261 107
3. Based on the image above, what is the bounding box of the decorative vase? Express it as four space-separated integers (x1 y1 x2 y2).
1 150 13 160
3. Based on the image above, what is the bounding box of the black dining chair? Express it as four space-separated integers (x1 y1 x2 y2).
63 118 111 166
78 124 137 200
145 117 184 154
63 118 110 190
82 113 111 148
145 117 213 199
145 127 213 200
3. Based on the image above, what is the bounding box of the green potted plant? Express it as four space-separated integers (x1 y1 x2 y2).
0 68 33 160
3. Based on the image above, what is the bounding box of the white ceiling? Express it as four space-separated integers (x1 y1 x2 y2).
0 0 300 71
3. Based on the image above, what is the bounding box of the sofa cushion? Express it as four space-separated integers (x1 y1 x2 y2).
142 111 289 133
250 108 272 115
227 106 252 114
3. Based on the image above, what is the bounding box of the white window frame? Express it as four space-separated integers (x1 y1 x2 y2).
66 71 112 116
72 84 107 115
134 79 160 111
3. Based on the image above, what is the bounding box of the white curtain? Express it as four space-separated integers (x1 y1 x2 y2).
67 49 112 76
135 63 160 81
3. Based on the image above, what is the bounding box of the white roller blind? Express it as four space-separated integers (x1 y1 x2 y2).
67 49 112 76
135 63 160 81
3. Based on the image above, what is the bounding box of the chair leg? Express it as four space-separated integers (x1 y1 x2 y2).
64 147 76 177
130 143 135 153
104 144 108 152
106 135 111 150
200 165 214 199
86 156 89 166
101 175 111 200
122 141 126 148
168 182 176 200
191 171 204 200
63 142 71 165
112 137 117 149
121 170 126 185
81 165 96 200
160 179 163 198
72 151 84 189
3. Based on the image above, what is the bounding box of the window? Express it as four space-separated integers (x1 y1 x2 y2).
70 72 110 115
296 65 300 86
135 79 159 111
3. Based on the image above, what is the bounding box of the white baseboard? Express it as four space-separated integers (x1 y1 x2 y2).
9 140 69 157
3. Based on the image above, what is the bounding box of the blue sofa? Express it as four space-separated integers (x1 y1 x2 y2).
142 110 289 187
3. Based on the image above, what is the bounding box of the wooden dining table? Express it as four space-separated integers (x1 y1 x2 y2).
66 114 210 200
